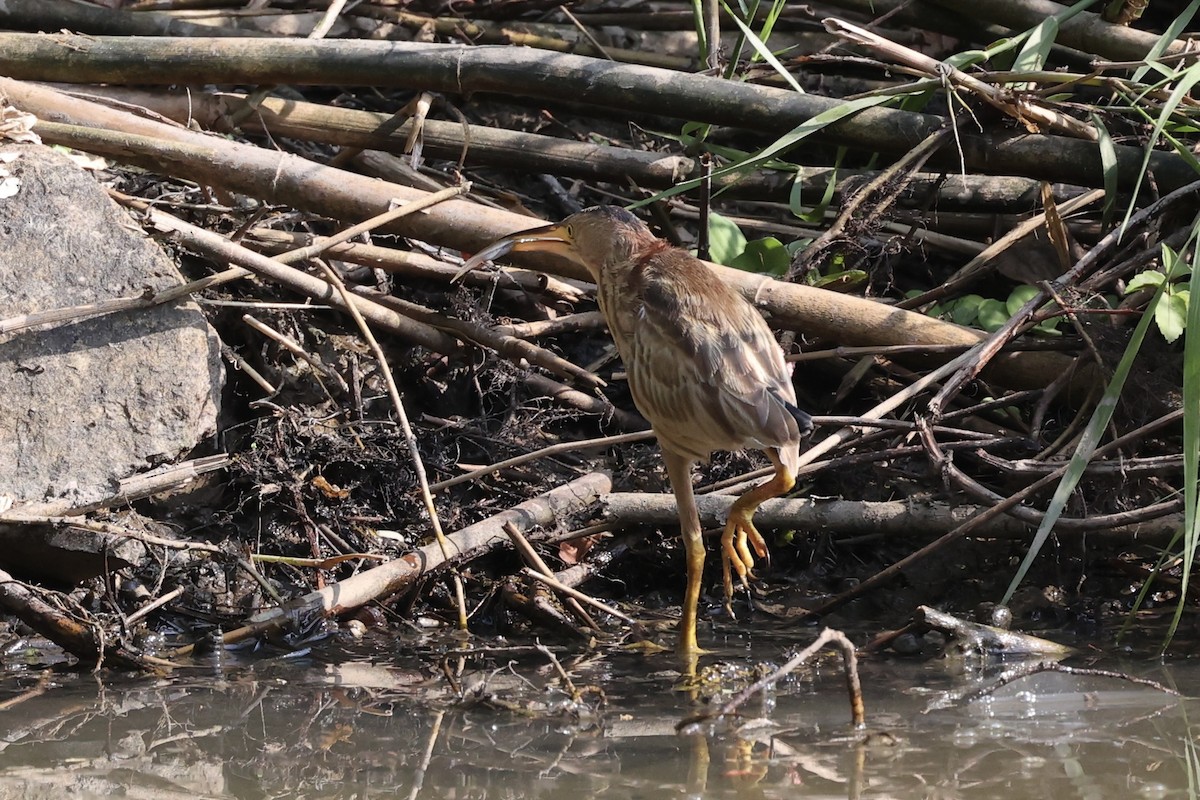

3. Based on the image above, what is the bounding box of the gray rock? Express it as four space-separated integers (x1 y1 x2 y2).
0 144 223 507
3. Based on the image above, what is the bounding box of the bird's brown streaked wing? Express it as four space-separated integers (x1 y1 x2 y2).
627 249 804 454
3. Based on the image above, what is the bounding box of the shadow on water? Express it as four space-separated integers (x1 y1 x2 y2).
0 625 1194 799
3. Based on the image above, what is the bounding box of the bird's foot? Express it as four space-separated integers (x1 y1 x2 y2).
720 513 770 618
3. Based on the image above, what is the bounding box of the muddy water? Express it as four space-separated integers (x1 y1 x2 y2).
0 626 1193 799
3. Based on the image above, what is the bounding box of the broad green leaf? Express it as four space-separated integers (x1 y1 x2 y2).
951 294 985 326
1156 290 1188 342
707 212 748 266
1091 112 1118 229
729 237 790 275
1007 285 1042 316
1126 270 1166 293
1011 15 1058 86
977 298 1010 332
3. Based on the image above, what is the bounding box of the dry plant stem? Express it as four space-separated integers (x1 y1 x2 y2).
504 522 599 631
4 41 1196 191
929 176 1200 415
602 493 1182 540
359 289 605 389
226 348 277 395
247 228 589 305
824 18 1097 140
115 199 463 355
521 568 638 627
523 373 649 431
691 628 864 729
274 183 472 265
124 586 184 627
430 431 654 493
170 472 612 658
0 262 249 336
313 261 468 633
7 81 1082 390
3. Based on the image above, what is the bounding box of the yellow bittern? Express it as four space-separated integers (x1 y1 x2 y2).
457 206 811 653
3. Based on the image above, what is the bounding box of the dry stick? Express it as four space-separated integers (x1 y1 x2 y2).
504 522 599 631
124 586 184 627
927 660 1182 713
170 471 611 658
824 18 1097 140
312 260 469 633
273 183 471 265
521 569 638 627
682 628 864 730
602 493 1184 540
930 176 1200 416
360 288 605 389
113 198 464 355
0 257 249 337
430 431 654 493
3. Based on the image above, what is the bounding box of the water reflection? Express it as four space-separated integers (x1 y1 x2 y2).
0 632 1192 799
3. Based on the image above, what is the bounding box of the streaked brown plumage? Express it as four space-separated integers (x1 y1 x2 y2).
458 206 811 653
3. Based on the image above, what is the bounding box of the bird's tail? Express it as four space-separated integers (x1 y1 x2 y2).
785 400 814 436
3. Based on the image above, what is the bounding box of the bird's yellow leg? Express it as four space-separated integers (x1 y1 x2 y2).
721 449 796 613
663 448 706 657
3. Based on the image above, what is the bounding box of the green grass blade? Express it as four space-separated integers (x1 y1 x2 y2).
1090 112 1118 229
1119 60 1200 234
1163 214 1200 646
1132 0 1200 84
720 0 802 92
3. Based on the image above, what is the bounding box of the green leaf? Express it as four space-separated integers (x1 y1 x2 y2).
977 298 1010 331
1091 112 1118 230
950 294 985 326
1156 290 1188 342
707 212 748 266
1132 0 1200 84
1011 14 1058 84
1126 270 1166 293
729 237 790 275
1006 285 1042 316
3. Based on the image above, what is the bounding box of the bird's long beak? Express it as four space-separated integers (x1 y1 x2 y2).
451 222 576 283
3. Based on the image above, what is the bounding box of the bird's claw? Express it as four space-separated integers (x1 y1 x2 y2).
720 514 770 618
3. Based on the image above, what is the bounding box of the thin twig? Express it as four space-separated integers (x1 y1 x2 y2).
505 522 599 631
521 568 638 627
680 628 864 730
431 431 653 493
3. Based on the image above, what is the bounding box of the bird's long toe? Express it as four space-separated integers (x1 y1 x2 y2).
720 513 771 615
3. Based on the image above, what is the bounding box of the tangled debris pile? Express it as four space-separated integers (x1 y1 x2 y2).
0 1 1196 670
